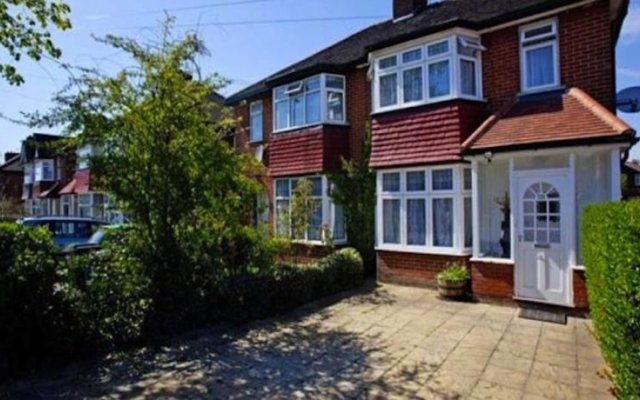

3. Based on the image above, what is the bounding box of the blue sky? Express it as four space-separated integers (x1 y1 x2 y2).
1 0 639 158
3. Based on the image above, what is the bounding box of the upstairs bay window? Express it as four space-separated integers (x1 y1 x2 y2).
34 159 55 181
274 74 346 132
520 19 559 92
377 165 471 254
373 32 484 113
249 101 263 142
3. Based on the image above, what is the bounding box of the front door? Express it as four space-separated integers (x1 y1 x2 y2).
515 173 570 305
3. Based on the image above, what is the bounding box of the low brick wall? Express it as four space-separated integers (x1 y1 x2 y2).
573 269 589 309
470 260 514 301
376 251 470 287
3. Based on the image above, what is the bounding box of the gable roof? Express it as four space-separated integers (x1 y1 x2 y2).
462 88 635 153
226 0 593 105
19 133 65 163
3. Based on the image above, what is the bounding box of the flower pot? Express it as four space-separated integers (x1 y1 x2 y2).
437 278 467 299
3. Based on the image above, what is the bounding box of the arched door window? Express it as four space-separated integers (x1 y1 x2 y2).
522 182 561 244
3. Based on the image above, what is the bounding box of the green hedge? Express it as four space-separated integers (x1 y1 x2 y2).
582 201 640 397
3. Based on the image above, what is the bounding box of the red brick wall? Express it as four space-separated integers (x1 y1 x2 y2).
470 261 514 300
482 0 614 113
573 269 589 309
345 68 371 165
377 251 470 287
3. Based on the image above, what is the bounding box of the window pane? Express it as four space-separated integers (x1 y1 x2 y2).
327 91 344 121
310 177 322 197
276 200 290 236
383 199 401 244
403 67 423 103
326 75 344 89
402 48 422 64
333 203 346 240
305 76 321 91
275 87 287 100
428 41 449 57
380 74 398 107
307 199 323 241
432 169 453 190
276 180 290 197
379 55 397 69
290 94 304 126
407 199 426 245
526 45 555 88
433 198 453 247
463 168 472 190
406 171 425 191
460 59 477 96
276 101 289 130
250 113 263 142
305 91 321 123
250 102 262 114
382 173 400 192
524 24 553 39
464 197 472 247
429 60 450 98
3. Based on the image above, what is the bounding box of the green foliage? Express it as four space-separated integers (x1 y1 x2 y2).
582 201 640 397
219 248 364 320
290 178 315 241
329 124 376 274
437 263 469 283
0 0 71 85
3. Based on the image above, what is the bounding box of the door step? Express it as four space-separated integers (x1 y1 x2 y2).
518 303 568 325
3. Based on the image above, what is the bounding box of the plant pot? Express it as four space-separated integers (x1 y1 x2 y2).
437 278 467 299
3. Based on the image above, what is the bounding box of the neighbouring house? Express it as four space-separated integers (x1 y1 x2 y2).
0 152 22 202
227 0 635 309
622 160 640 198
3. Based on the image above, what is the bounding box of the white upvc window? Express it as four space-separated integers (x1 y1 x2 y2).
519 18 560 93
372 32 484 113
249 101 263 143
376 165 471 254
274 175 346 244
23 163 34 184
273 74 346 132
77 192 107 220
61 194 73 216
34 159 55 181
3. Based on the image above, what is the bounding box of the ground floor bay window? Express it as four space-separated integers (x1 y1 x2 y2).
376 165 471 254
274 175 346 244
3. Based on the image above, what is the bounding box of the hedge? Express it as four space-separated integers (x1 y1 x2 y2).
582 201 640 397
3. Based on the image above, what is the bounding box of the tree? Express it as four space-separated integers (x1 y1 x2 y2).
0 0 71 85
25 18 262 326
329 124 376 275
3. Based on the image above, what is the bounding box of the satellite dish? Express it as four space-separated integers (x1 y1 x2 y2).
617 86 640 113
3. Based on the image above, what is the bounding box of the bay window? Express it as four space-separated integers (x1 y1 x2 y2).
274 176 346 244
273 74 346 132
377 165 472 253
34 159 55 181
249 101 263 142
520 19 559 92
373 32 484 112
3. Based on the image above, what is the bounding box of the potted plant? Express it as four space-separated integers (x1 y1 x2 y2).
437 263 469 299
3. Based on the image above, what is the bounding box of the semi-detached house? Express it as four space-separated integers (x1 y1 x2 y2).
226 0 635 309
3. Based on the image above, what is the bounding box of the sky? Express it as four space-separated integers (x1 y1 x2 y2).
1 0 639 157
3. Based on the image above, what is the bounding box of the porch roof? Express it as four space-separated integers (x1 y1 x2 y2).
462 88 635 154
59 169 91 195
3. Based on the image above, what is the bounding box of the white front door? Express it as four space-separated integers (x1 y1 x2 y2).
515 173 571 305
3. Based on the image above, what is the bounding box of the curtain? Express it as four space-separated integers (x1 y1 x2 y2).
305 91 321 124
383 199 400 244
433 198 453 247
403 67 423 103
275 100 289 130
526 45 554 87
406 171 425 191
327 91 344 121
460 59 476 96
383 173 400 192
333 203 346 240
290 94 304 126
380 73 398 107
429 60 450 98
407 199 426 245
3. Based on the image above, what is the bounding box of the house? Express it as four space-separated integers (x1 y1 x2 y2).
622 160 640 198
226 0 634 309
0 152 22 202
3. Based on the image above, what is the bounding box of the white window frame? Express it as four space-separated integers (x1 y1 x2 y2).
371 29 484 114
34 159 55 182
249 100 263 143
61 194 73 216
273 175 347 245
519 18 560 93
376 164 471 255
273 73 346 133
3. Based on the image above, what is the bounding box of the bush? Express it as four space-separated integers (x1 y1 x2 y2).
219 248 364 320
437 263 469 283
582 201 640 397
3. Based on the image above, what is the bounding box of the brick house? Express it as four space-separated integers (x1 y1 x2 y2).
0 152 22 203
226 0 634 309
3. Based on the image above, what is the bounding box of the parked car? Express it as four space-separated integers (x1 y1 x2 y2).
61 224 130 255
18 217 108 248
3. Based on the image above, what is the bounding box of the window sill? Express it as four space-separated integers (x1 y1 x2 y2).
375 245 471 256
291 239 347 247
470 257 515 265
518 84 565 97
371 96 485 116
572 265 586 271
273 121 349 135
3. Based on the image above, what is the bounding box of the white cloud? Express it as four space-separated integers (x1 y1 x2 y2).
620 6 640 44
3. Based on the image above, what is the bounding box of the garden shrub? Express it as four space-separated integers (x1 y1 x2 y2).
582 201 640 397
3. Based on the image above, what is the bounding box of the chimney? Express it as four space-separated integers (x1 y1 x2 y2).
4 152 17 163
393 0 425 20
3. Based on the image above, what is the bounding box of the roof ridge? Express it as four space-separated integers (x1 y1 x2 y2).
567 87 634 135
461 97 516 150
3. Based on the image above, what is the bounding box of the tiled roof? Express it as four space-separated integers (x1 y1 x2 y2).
59 169 91 195
38 182 62 199
226 0 588 105
462 88 635 153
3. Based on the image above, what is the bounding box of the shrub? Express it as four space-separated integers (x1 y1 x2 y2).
582 201 640 397
437 263 469 283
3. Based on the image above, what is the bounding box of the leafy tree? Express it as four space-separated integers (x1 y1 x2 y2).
25 18 262 327
330 124 376 274
0 0 71 85
290 178 315 241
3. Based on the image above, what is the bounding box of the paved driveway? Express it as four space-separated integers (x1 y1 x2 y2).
5 283 612 399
